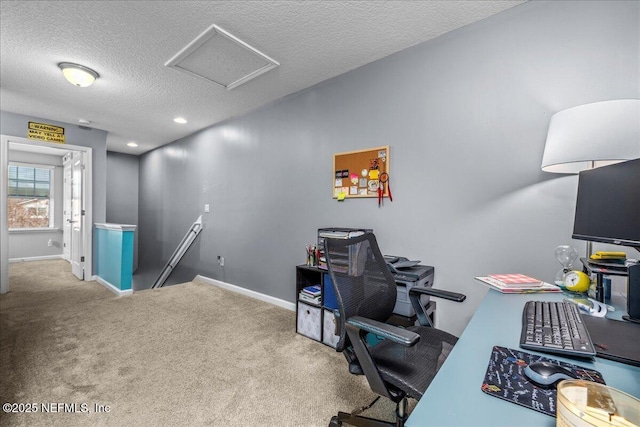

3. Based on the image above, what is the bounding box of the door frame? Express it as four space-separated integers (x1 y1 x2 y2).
62 155 72 261
0 135 93 293
69 150 85 280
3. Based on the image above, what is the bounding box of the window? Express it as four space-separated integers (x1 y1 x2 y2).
8 163 54 229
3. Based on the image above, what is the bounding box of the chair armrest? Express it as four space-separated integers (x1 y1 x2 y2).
409 286 466 327
409 286 466 302
347 316 420 347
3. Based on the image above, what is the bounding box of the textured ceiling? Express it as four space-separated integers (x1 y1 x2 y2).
0 1 525 154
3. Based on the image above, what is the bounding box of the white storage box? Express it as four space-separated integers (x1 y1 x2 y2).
297 302 322 341
322 309 340 348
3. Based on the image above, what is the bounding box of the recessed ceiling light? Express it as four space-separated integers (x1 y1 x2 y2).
174 117 187 124
58 62 99 87
127 142 138 147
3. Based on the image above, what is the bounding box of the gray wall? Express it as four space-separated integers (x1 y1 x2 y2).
106 151 139 271
137 0 638 336
7 150 64 259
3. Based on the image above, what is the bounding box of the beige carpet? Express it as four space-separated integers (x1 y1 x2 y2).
0 259 402 426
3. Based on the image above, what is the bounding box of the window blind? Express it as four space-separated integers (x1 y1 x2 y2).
8 165 51 198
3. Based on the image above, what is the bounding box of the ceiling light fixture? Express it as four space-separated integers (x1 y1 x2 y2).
78 119 91 125
174 117 187 124
58 62 99 87
127 142 138 147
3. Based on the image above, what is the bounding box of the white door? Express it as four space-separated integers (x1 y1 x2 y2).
70 152 84 280
62 155 72 261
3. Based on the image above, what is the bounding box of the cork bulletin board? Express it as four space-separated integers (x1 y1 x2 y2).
333 146 389 199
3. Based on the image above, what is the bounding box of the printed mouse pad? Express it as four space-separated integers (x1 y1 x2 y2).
481 346 606 417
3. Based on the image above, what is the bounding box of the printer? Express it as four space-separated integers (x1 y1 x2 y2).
385 256 434 317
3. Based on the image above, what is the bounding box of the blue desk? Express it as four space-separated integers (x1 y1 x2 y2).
406 290 640 426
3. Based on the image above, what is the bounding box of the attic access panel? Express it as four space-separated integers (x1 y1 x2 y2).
166 24 279 90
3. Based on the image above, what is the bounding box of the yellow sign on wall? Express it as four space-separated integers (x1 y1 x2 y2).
27 121 65 144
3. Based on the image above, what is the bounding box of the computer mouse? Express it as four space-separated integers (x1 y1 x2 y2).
524 361 578 388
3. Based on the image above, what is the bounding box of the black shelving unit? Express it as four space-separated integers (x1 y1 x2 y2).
580 257 629 302
580 257 640 322
295 265 340 347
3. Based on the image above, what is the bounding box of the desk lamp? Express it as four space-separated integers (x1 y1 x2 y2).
541 99 640 256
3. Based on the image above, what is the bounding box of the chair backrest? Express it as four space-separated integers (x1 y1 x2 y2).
325 233 397 352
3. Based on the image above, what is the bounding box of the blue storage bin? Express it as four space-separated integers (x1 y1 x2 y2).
323 274 338 310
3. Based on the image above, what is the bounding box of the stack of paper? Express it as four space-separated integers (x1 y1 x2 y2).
487 274 543 287
475 275 561 294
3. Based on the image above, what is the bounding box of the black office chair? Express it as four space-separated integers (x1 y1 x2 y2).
325 233 466 427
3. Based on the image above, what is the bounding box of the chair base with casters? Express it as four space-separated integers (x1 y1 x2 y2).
329 396 407 427
324 233 466 427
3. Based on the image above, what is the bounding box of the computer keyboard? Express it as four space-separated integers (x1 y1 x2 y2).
520 300 596 358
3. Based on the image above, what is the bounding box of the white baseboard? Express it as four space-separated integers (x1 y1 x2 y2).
9 254 63 263
95 276 133 297
194 274 296 312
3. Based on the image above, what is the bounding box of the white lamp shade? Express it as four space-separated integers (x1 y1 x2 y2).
58 63 99 87
541 99 640 173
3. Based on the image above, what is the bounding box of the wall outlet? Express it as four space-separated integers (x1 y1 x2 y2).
217 256 224 266
204 204 210 213
47 239 53 247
